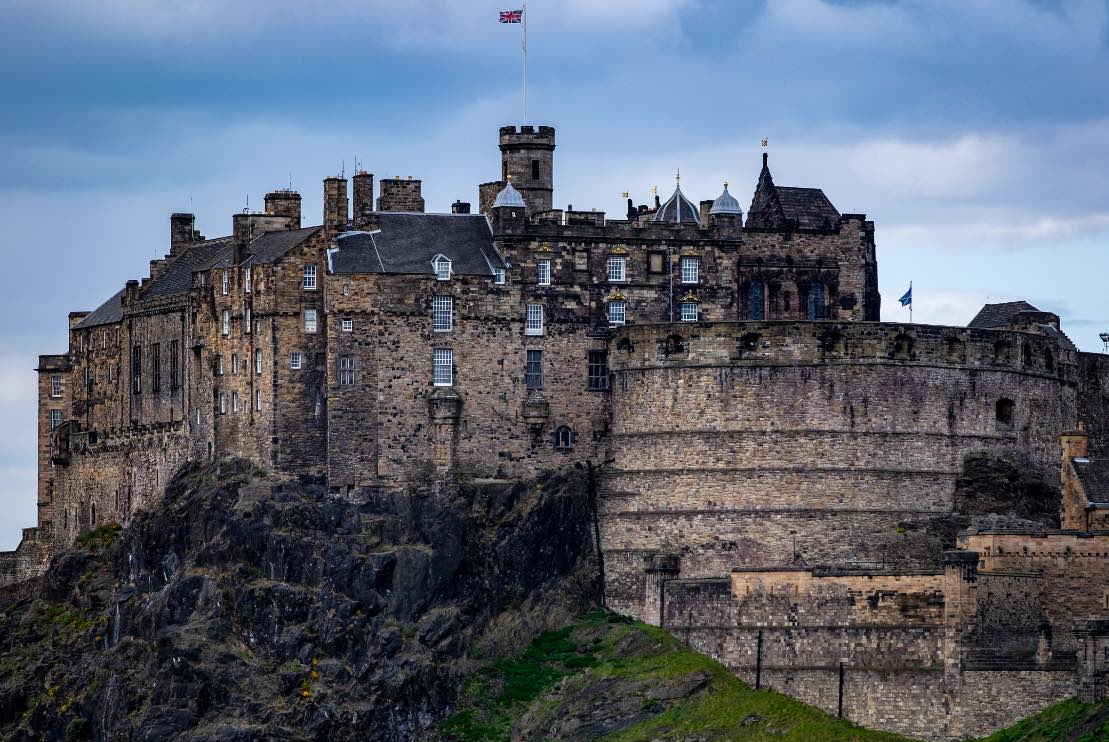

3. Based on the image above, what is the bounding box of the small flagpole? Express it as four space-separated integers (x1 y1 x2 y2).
909 281 913 324
523 2 528 124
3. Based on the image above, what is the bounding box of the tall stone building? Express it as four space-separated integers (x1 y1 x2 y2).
3 122 1107 739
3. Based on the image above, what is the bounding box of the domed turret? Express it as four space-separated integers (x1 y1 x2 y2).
492 178 526 209
652 172 699 224
709 181 742 216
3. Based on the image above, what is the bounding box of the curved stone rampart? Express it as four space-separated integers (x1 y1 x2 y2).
602 321 1080 619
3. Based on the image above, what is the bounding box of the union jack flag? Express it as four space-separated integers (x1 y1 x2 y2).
499 9 523 22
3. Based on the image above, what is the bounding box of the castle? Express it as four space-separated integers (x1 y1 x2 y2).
3 123 1108 739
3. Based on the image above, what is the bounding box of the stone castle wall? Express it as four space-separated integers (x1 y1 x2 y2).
602 320 1079 618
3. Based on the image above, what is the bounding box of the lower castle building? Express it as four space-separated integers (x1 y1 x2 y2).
2 123 1107 739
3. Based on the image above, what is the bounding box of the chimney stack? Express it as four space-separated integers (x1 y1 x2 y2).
264 190 302 228
170 213 197 254
451 200 471 215
323 176 349 232
377 177 424 213
352 171 375 228
1062 423 1089 461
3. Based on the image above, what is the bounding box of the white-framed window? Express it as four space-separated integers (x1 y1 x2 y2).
433 255 452 281
221 309 230 336
607 256 627 283
339 355 356 385
537 258 551 286
255 389 262 411
304 309 318 333
217 354 224 375
50 409 62 428
219 392 227 414
232 391 239 413
680 256 700 284
222 270 230 295
493 267 506 285
433 348 453 386
255 349 263 374
290 352 302 370
50 374 62 398
303 264 317 290
525 304 544 336
341 317 353 333
231 353 239 375
680 302 698 322
608 300 626 326
245 307 252 333
244 268 252 294
432 295 453 332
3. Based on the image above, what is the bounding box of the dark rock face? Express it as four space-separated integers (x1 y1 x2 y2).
0 460 597 741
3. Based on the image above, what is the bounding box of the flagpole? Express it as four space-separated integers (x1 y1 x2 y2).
909 281 913 324
523 2 528 124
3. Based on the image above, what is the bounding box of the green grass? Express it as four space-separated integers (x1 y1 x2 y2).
436 611 908 741
75 523 121 551
977 696 1109 742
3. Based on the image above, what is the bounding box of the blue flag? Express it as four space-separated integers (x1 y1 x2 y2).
899 285 912 306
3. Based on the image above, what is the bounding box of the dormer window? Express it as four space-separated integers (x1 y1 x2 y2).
433 255 452 281
493 267 507 285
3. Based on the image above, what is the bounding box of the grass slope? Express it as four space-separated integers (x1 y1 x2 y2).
437 611 909 741
978 696 1109 742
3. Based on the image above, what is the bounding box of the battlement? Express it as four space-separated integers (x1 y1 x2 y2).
498 124 556 147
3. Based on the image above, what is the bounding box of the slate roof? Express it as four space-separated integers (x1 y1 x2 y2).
244 226 322 265
1074 458 1109 506
72 287 127 330
775 187 841 229
331 213 506 276
968 301 1040 329
144 238 234 297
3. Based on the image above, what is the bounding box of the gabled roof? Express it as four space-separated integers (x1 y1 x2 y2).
746 153 840 230
72 287 126 330
331 212 506 276
1074 458 1109 506
967 301 1040 329
144 237 234 297
244 226 323 265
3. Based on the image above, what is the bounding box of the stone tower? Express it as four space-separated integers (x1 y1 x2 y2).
499 125 555 214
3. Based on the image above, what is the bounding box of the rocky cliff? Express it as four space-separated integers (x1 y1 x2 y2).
0 459 598 741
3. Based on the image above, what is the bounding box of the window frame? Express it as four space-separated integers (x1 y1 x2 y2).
607 256 627 283
493 267 507 285
339 355 356 386
304 308 318 334
50 409 62 429
50 374 62 398
219 392 227 415
587 350 609 390
433 348 454 387
537 258 552 286
244 267 252 294
433 255 452 281
303 264 317 291
151 343 161 393
231 353 239 375
221 309 230 336
341 317 354 333
432 295 453 332
607 300 626 327
245 306 252 334
680 302 698 322
231 391 239 413
290 352 302 370
255 388 263 411
680 256 700 284
169 339 180 391
222 269 230 295
255 349 263 375
525 304 544 336
131 345 142 394
525 349 543 389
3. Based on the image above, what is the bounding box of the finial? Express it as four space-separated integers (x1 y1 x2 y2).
761 138 768 147
651 185 657 196
506 174 512 181
724 180 729 189
676 169 681 183
621 191 629 198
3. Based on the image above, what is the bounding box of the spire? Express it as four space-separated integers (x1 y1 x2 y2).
746 151 786 229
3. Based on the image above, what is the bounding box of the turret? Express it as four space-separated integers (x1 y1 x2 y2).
490 178 527 235
498 125 555 215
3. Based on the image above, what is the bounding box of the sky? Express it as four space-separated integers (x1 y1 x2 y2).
0 0 1107 548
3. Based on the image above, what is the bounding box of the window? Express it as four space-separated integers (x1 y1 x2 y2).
232 391 239 413
807 282 826 320
244 268 252 294
219 392 227 415
680 302 698 322
681 257 700 284
554 425 573 450
291 352 302 370
433 348 453 386
221 310 230 336
748 280 765 320
648 252 666 274
107 364 113 383
217 354 224 376
151 343 161 393
339 355 356 385
526 350 542 388
537 259 551 286
50 375 61 398
255 349 263 375
304 309 318 333
607 300 626 326
132 345 142 394
222 270 230 295
255 389 262 411
303 264 317 290
587 350 609 390
433 255 452 281
341 317 353 333
50 410 62 429
493 267 506 285
245 307 252 333
607 256 627 282
231 353 239 375
531 159 540 181
996 398 1015 431
526 304 544 336
432 295 453 332
169 340 179 391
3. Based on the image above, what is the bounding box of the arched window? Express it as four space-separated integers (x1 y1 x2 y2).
553 425 574 450
996 399 1015 431
807 282 826 320
747 280 765 320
